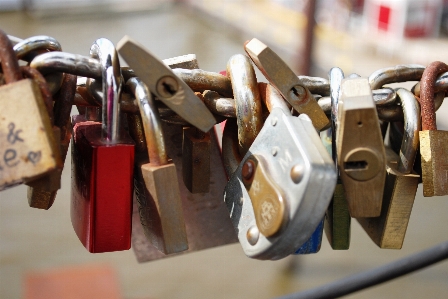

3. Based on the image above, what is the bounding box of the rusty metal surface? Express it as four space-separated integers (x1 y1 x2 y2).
227 54 263 157
13 35 62 60
420 61 448 131
0 29 22 83
131 123 238 263
20 66 54 124
173 68 233 97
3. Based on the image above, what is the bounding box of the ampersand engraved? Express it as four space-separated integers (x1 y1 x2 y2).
7 123 24 144
27 151 41 165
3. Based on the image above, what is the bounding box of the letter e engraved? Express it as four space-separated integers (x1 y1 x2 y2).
4 149 19 167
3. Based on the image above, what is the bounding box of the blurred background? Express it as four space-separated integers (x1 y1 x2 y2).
0 0 448 298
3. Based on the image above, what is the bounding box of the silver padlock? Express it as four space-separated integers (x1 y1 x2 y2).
223 84 336 260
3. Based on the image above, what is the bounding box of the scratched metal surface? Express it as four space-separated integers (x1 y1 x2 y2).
0 5 448 299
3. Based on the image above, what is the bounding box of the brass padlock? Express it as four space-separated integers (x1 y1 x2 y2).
127 76 188 255
0 30 61 190
358 88 420 249
419 61 448 197
337 77 386 217
27 74 77 209
244 38 329 131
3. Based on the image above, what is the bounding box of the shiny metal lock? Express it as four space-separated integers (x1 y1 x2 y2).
358 88 421 249
322 67 351 250
224 83 336 260
70 38 134 253
0 30 61 191
117 35 216 133
337 77 386 217
27 74 76 209
127 77 188 255
244 38 329 131
418 61 448 197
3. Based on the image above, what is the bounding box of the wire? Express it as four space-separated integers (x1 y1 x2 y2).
276 241 448 299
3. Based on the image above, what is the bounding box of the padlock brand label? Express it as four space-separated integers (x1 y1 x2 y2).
0 80 58 190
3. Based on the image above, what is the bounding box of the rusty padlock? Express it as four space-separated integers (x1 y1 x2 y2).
27 74 77 209
70 38 134 253
419 61 448 197
0 30 61 191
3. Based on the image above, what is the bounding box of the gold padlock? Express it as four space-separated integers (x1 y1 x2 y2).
337 77 386 217
358 88 420 249
419 61 448 197
0 30 61 191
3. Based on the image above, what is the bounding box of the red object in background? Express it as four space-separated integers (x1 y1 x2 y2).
378 5 391 31
24 264 122 299
71 115 134 253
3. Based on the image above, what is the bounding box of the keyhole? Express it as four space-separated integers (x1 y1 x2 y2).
344 160 368 170
163 82 176 95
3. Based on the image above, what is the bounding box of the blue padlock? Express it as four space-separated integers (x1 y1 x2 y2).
294 219 324 254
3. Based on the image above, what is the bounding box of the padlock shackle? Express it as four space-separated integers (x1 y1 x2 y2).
259 82 290 115
227 54 263 157
20 66 55 126
14 35 61 60
329 67 344 165
0 29 22 83
127 77 167 166
90 38 122 142
31 51 102 79
412 71 448 97
369 65 425 90
395 88 421 174
419 61 448 131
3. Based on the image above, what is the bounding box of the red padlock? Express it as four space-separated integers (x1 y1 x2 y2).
71 38 134 253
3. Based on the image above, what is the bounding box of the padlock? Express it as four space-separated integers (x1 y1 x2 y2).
117 35 216 133
294 219 324 254
0 30 61 191
70 38 134 253
27 74 77 209
182 126 211 194
258 83 324 254
322 67 351 250
357 88 420 249
181 58 212 194
127 76 188 255
244 38 329 131
337 77 386 217
226 54 263 157
223 82 336 260
21 66 61 193
418 61 448 197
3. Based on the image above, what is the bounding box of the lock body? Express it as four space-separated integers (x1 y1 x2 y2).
294 219 324 254
71 115 134 253
0 79 61 190
182 127 211 194
420 130 448 196
358 148 419 249
337 78 386 217
224 108 336 260
324 181 351 249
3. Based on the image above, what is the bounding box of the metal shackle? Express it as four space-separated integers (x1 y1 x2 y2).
90 38 122 142
13 35 62 60
226 54 263 157
369 64 425 90
395 88 421 174
329 67 344 164
0 29 22 83
259 82 290 115
412 71 448 97
31 51 102 79
127 77 167 166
